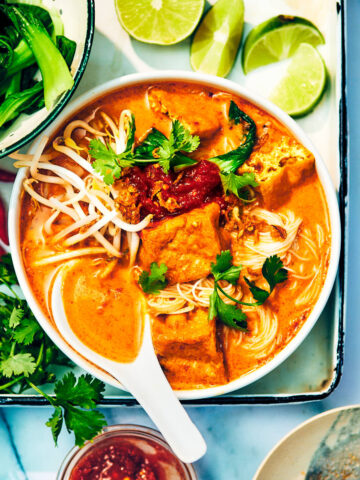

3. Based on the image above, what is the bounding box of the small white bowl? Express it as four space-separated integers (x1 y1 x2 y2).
8 71 341 400
0 0 94 158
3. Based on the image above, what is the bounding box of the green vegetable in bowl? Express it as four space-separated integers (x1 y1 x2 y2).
0 0 76 129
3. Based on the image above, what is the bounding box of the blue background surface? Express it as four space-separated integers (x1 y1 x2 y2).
0 2 358 479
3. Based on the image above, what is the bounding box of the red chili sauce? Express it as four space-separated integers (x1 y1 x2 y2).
70 436 187 480
127 160 227 220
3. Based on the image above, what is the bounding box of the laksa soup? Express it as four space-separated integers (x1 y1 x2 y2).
16 81 331 390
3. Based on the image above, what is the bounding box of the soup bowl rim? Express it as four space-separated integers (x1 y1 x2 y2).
8 70 341 400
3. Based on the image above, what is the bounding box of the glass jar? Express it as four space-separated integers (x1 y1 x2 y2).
57 424 198 480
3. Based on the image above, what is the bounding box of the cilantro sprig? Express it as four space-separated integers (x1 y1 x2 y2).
244 255 288 304
90 117 200 185
209 251 247 331
220 171 258 201
0 254 107 446
209 251 288 329
135 120 199 173
138 262 168 294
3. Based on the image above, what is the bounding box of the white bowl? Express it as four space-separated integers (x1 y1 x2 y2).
8 71 341 400
0 0 94 158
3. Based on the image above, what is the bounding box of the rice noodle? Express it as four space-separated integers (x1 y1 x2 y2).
234 208 302 270
146 277 243 316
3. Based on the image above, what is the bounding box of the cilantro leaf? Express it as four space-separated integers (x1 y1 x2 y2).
0 254 17 285
211 251 242 285
171 120 200 153
13 315 41 345
209 289 247 331
0 352 36 377
220 172 258 200
211 250 232 276
89 139 135 185
54 372 104 409
262 255 288 291
244 278 269 304
244 255 288 305
135 120 199 174
209 252 246 330
64 407 107 447
46 406 63 445
209 101 256 174
157 121 199 173
171 152 198 172
134 128 167 158
9 306 23 328
51 373 106 446
139 262 168 294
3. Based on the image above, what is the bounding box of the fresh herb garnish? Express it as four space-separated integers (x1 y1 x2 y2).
209 251 287 329
89 139 135 185
135 120 199 174
0 254 107 447
45 372 106 446
244 255 288 304
91 118 200 184
0 253 17 285
138 262 168 294
220 171 258 200
209 100 256 173
209 251 247 331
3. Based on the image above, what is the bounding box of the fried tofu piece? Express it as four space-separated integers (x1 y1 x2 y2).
139 203 222 284
239 137 315 208
148 87 221 139
152 309 219 361
159 357 226 390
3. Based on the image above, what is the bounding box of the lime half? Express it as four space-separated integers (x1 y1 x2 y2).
242 15 324 74
115 0 204 45
269 43 327 117
190 0 244 77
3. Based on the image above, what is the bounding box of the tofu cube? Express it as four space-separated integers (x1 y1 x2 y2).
139 203 222 285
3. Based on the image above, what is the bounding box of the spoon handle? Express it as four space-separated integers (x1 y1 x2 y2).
108 320 207 464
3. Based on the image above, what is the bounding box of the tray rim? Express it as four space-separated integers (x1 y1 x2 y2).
0 0 348 406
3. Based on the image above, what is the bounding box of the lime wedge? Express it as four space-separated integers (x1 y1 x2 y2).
115 0 204 45
269 43 327 117
190 0 244 77
242 15 324 74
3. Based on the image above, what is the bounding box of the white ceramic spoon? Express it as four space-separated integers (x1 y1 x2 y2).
51 269 207 464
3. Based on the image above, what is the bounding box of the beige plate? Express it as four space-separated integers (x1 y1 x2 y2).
254 405 360 480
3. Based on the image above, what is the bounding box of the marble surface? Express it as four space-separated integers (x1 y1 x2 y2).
0 1 358 479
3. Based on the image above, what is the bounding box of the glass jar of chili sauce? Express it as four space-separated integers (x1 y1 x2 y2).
57 425 198 480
